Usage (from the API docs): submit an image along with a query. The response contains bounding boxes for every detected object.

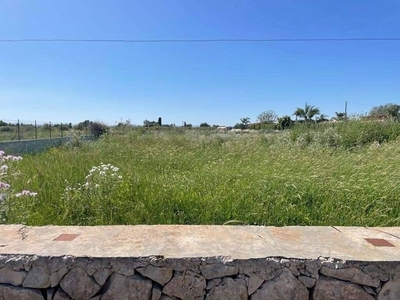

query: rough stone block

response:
[0,267,27,286]
[378,278,400,300]
[247,273,264,296]
[92,268,111,286]
[320,266,380,287]
[206,278,221,290]
[101,273,152,300]
[298,275,316,288]
[0,283,44,300]
[53,288,71,300]
[314,276,374,300]
[151,284,162,300]
[23,265,50,288]
[205,277,247,300]
[163,270,206,300]
[137,265,173,286]
[235,259,281,281]
[200,264,238,280]
[251,268,309,300]
[50,267,69,287]
[60,267,101,300]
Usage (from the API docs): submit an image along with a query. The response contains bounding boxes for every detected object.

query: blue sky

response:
[0,0,399,126]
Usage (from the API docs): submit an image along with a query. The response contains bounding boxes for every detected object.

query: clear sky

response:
[0,0,399,126]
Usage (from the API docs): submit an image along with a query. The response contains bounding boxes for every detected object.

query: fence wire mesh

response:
[0,119,93,142]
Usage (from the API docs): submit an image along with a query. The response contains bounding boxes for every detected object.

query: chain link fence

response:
[0,119,93,142]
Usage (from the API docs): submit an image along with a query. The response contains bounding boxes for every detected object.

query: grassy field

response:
[2,119,400,226]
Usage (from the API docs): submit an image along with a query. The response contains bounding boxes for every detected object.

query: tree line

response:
[233,102,400,130]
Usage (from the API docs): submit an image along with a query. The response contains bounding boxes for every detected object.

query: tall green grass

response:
[3,120,400,226]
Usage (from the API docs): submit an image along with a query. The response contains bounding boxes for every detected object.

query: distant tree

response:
[369,103,400,118]
[318,114,329,122]
[257,110,277,124]
[293,103,320,122]
[90,121,108,137]
[200,122,210,127]
[332,112,347,121]
[293,108,303,121]
[75,120,91,130]
[276,116,293,130]
[143,119,159,127]
[234,123,246,129]
[0,120,7,126]
[240,117,251,126]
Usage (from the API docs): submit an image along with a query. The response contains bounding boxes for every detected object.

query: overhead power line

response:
[0,37,400,43]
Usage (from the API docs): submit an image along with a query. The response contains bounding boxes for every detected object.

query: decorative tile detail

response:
[53,234,80,242]
[365,238,395,247]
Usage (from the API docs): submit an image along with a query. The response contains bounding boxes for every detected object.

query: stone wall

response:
[0,255,399,299]
[0,136,94,155]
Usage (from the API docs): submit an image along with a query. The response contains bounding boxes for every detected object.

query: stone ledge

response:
[1,225,400,260]
[0,225,400,299]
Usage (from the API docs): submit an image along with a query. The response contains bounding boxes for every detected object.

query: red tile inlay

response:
[53,234,80,242]
[365,238,395,247]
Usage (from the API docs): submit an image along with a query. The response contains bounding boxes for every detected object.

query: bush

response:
[234,123,245,129]
[90,122,108,137]
[0,126,13,133]
[276,116,293,130]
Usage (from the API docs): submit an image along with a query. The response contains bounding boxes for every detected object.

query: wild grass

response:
[2,119,400,226]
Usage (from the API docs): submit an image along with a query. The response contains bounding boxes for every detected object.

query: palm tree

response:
[293,107,304,121]
[318,114,329,122]
[293,103,320,122]
[334,112,346,121]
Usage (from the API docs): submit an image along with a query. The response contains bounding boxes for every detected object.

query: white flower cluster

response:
[15,190,38,197]
[86,163,122,180]
[0,150,37,204]
[63,163,122,196]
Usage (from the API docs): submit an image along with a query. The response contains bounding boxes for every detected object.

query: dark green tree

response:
[234,123,246,129]
[277,116,293,130]
[240,117,251,126]
[293,103,320,122]
[370,103,400,118]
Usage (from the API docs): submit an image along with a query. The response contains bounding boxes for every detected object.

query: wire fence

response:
[0,119,94,142]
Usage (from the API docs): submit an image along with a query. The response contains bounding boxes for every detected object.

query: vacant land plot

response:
[2,121,400,226]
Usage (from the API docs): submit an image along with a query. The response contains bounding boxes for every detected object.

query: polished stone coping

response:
[1,225,399,261]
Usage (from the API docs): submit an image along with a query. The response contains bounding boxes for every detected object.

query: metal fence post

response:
[17,119,21,141]
[61,122,63,137]
[35,120,37,139]
[49,122,52,138]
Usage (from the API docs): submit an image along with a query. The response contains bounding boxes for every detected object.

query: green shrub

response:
[276,116,293,130]
[90,121,108,137]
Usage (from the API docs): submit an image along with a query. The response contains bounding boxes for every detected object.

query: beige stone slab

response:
[0,225,25,249]
[158,225,287,259]
[1,225,400,261]
[332,227,400,261]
